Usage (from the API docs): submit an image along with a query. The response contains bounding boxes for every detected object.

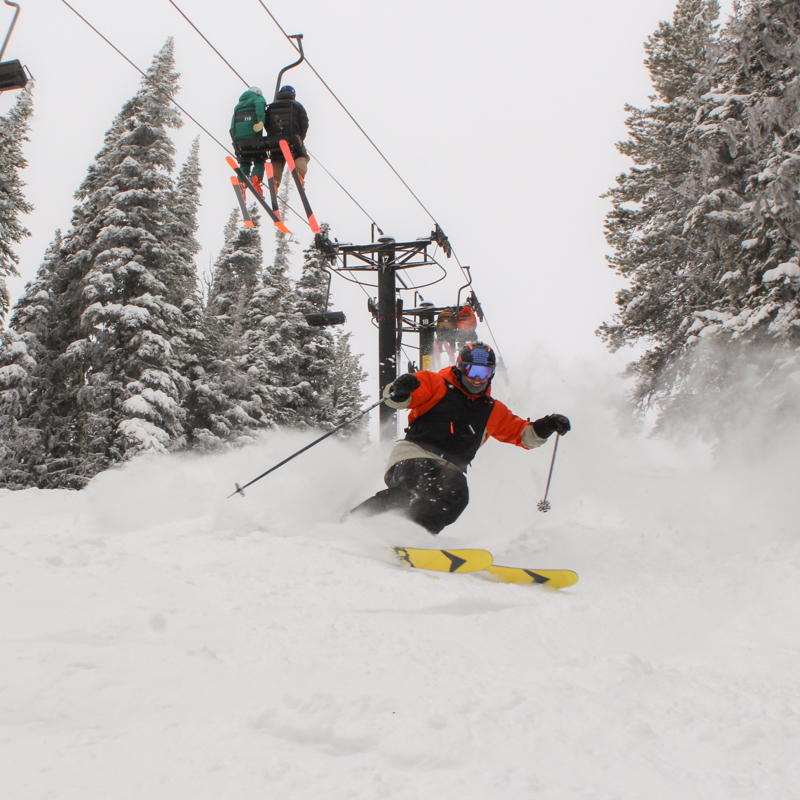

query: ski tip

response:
[276,222,291,234]
[244,220,255,228]
[225,156,238,169]
[308,214,321,234]
[230,176,240,186]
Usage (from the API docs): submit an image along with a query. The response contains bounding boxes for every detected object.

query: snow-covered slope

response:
[2,360,798,799]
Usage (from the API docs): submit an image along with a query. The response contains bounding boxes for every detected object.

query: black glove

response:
[389,373,421,402]
[532,413,571,439]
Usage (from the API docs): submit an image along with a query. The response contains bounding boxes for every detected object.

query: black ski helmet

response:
[456,341,496,382]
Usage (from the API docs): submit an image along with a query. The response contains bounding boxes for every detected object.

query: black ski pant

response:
[350,458,469,535]
[233,136,268,180]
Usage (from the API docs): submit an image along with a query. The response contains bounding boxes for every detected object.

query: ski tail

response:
[278,139,321,234]
[264,161,281,218]
[485,566,578,588]
[226,156,291,234]
[393,547,493,574]
[230,176,255,228]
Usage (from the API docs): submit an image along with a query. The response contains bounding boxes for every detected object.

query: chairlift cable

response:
[56,0,372,236]
[304,148,383,232]
[58,0,504,360]
[164,0,475,298]
[163,0,384,232]
[164,0,247,84]
[57,0,234,156]
[253,3,506,365]
[254,0,441,227]
[255,6,496,322]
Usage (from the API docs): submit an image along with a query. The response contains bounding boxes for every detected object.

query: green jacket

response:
[230,90,267,141]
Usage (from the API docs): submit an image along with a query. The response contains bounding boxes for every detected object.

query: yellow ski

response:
[485,565,578,588]
[393,547,493,574]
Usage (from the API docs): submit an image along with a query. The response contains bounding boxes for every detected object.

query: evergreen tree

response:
[187,207,270,447]
[682,0,800,345]
[0,85,33,322]
[9,231,63,346]
[600,1,728,409]
[1,234,66,486]
[0,327,42,487]
[327,329,369,437]
[207,209,264,335]
[169,137,203,304]
[602,0,800,440]
[291,224,348,428]
[170,137,209,427]
[2,40,201,487]
[237,179,311,428]
[63,39,191,465]
[666,0,800,439]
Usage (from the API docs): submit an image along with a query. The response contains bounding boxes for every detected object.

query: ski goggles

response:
[461,363,494,381]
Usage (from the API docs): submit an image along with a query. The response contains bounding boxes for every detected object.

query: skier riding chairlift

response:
[265,85,310,188]
[230,86,269,196]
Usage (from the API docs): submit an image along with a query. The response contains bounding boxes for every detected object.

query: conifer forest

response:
[0,41,366,488]
[3,0,800,488]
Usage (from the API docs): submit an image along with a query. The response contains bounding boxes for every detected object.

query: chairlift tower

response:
[335,234,445,442]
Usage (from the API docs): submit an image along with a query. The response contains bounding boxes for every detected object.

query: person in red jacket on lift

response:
[350,342,571,534]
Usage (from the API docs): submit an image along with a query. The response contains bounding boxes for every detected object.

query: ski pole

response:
[537,434,561,513]
[228,396,388,498]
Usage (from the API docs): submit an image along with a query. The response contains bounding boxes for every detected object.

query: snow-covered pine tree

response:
[169,137,203,306]
[603,1,800,442]
[240,179,310,427]
[0,234,66,486]
[0,84,33,322]
[3,40,199,487]
[681,1,800,345]
[0,327,41,487]
[657,0,800,439]
[600,1,725,412]
[169,137,211,430]
[9,231,62,346]
[187,206,270,447]
[62,39,194,470]
[327,329,369,437]
[207,209,265,335]
[291,224,339,427]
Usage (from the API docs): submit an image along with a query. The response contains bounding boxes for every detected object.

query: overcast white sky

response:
[2,0,735,376]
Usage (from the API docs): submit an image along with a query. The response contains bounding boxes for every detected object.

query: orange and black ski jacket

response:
[394,367,535,470]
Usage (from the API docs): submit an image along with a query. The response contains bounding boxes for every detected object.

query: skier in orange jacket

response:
[350,342,571,534]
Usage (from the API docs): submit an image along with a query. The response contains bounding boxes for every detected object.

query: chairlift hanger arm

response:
[274,34,304,100]
[1,0,21,62]
[456,265,473,308]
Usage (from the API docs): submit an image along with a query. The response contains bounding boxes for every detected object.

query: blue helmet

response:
[279,85,296,97]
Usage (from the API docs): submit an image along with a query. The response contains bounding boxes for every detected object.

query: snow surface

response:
[1,358,799,799]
